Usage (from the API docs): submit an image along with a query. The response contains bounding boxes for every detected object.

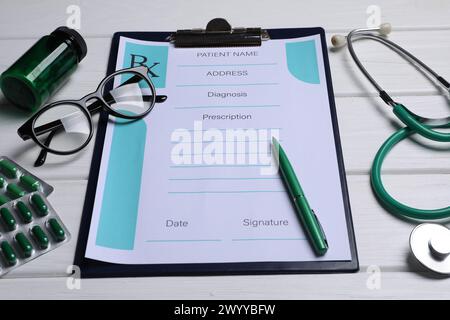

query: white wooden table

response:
[0,0,449,299]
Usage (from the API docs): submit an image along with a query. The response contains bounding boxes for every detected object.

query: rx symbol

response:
[130,54,160,78]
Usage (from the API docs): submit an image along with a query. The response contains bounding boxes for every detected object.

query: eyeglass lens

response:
[102,72,155,118]
[33,103,91,153]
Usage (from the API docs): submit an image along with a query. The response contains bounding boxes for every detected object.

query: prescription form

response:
[84,35,353,264]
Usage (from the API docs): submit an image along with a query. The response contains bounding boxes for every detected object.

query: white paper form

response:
[85,35,352,264]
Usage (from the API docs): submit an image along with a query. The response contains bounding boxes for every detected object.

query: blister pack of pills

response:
[0,192,71,276]
[0,157,53,204]
[0,157,70,276]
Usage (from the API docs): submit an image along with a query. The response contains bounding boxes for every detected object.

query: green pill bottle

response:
[0,27,87,111]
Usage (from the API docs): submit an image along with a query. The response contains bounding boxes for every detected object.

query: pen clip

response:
[312,209,328,248]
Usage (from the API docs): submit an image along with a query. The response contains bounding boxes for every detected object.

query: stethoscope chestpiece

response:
[410,223,450,275]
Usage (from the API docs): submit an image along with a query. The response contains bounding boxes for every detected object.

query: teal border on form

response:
[96,41,168,250]
[95,120,147,250]
[285,40,320,84]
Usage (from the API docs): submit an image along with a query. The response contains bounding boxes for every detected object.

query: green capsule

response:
[0,207,16,231]
[31,225,49,249]
[16,201,32,223]
[0,159,18,178]
[15,233,33,257]
[20,175,40,192]
[48,218,65,242]
[0,176,5,188]
[7,183,25,199]
[1,241,17,265]
[31,194,48,216]
[0,194,9,206]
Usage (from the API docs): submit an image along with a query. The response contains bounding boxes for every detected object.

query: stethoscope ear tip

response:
[379,23,392,36]
[331,22,392,48]
[331,34,347,48]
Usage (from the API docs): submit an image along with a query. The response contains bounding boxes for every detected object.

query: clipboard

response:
[74,19,359,278]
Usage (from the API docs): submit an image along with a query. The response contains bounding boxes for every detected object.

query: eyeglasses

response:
[18,66,167,166]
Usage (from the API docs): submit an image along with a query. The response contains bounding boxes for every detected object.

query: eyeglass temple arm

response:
[27,94,166,140]
[34,129,58,167]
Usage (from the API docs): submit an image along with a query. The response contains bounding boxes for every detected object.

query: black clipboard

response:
[74,19,359,278]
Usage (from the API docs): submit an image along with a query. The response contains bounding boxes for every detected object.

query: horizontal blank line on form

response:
[172,127,282,131]
[177,63,278,67]
[170,164,272,168]
[168,177,280,181]
[170,140,278,144]
[176,83,279,87]
[145,239,222,243]
[168,190,284,194]
[174,105,280,109]
[231,238,307,241]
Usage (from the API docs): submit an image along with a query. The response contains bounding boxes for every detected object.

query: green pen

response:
[272,137,328,256]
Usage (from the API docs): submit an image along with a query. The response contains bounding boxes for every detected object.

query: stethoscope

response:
[331,23,450,274]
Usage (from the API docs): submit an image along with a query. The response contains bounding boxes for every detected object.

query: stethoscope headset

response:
[331,23,450,274]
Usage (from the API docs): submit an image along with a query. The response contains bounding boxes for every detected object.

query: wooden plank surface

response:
[0,271,448,300]
[0,0,449,299]
[1,0,450,39]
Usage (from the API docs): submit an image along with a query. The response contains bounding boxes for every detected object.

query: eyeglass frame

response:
[18,66,165,157]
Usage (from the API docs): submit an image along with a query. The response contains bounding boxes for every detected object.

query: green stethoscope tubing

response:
[371,120,450,220]
[346,27,450,220]
[393,103,450,143]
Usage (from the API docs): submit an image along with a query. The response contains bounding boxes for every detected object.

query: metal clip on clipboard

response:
[168,18,270,47]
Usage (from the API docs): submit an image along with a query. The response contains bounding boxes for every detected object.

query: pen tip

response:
[272,136,278,145]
